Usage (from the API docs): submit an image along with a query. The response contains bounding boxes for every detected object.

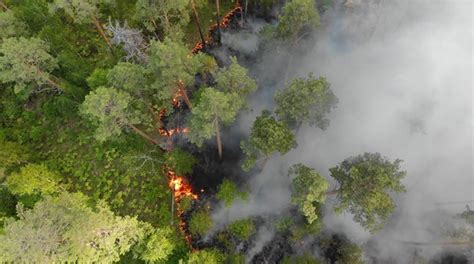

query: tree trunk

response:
[177,81,193,110]
[216,0,221,43]
[170,190,175,225]
[91,15,113,50]
[190,0,206,45]
[0,1,9,11]
[215,118,222,159]
[127,123,162,148]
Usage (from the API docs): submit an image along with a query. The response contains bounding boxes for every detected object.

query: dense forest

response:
[0,0,472,263]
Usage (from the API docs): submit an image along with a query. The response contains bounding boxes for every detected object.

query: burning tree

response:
[148,38,216,111]
[241,110,297,171]
[80,86,157,145]
[50,0,113,49]
[0,37,61,96]
[187,87,243,159]
[275,74,338,130]
[329,152,407,232]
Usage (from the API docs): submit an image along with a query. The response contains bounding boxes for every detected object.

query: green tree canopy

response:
[0,37,59,95]
[134,0,190,38]
[227,218,256,240]
[6,164,61,196]
[0,192,145,263]
[0,10,28,40]
[187,87,243,158]
[329,152,407,232]
[107,62,150,96]
[282,253,321,264]
[215,56,257,98]
[216,179,248,207]
[80,86,155,143]
[187,249,226,264]
[148,38,215,110]
[289,163,329,224]
[275,74,338,130]
[0,139,29,169]
[277,0,320,40]
[132,225,176,262]
[189,208,213,236]
[241,110,296,171]
[164,147,197,175]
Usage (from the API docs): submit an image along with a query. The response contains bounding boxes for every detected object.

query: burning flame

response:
[192,1,243,53]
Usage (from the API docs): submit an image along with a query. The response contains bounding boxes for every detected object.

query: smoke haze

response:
[212,0,473,262]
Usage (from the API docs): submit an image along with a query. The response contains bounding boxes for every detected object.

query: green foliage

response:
[329,152,407,232]
[80,86,141,142]
[0,10,28,40]
[216,179,248,207]
[187,87,243,147]
[0,139,29,169]
[187,249,226,264]
[0,192,145,263]
[189,208,213,236]
[277,0,320,40]
[50,0,107,23]
[133,225,176,262]
[290,220,322,241]
[6,164,61,196]
[87,68,109,89]
[215,57,257,98]
[134,0,190,39]
[107,62,150,95]
[282,253,321,264]
[0,37,58,95]
[319,234,364,264]
[148,38,214,110]
[228,218,256,240]
[241,110,296,171]
[0,186,17,229]
[275,74,337,129]
[289,164,329,224]
[164,148,197,175]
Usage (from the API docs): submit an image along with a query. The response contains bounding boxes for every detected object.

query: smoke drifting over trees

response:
[211,0,472,262]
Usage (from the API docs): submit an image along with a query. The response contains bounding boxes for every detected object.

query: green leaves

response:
[0,10,28,40]
[187,249,226,264]
[216,179,248,207]
[275,74,338,129]
[289,164,329,224]
[0,192,145,263]
[133,225,176,262]
[80,86,139,142]
[189,208,213,236]
[0,37,58,95]
[50,0,103,24]
[187,87,243,147]
[329,153,407,232]
[6,164,61,196]
[227,218,255,240]
[277,0,320,40]
[215,56,257,98]
[241,110,296,171]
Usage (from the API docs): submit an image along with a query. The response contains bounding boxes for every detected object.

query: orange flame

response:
[192,1,243,53]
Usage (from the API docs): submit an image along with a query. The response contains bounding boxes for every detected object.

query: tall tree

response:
[80,86,158,145]
[134,0,189,39]
[241,110,296,171]
[0,37,60,96]
[6,164,61,196]
[132,225,176,263]
[187,249,226,264]
[50,0,113,49]
[0,139,29,169]
[148,38,215,111]
[0,10,28,40]
[289,163,329,224]
[215,56,257,99]
[0,192,145,262]
[329,152,407,232]
[275,74,338,130]
[277,0,320,41]
[187,87,243,158]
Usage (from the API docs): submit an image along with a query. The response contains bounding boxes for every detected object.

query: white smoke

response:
[211,0,473,262]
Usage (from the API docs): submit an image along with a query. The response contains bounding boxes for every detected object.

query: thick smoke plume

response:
[211,0,472,262]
